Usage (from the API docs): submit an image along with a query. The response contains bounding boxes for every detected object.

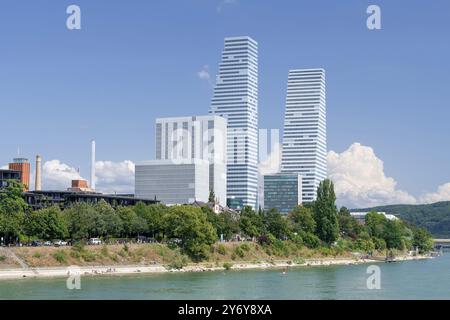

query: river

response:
[1,254,449,299]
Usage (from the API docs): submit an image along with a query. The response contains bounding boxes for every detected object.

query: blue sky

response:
[1,0,449,206]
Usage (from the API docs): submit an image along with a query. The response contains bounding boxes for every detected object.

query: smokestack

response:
[91,140,96,190]
[35,155,42,191]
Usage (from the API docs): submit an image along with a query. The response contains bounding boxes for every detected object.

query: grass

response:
[6,241,359,268]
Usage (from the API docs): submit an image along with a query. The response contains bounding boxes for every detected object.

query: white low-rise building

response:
[350,211,399,224]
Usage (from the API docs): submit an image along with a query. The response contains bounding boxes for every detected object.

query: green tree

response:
[134,202,166,240]
[0,180,29,244]
[383,220,405,250]
[62,203,98,240]
[239,206,264,238]
[94,200,122,238]
[163,205,217,260]
[338,207,362,239]
[365,211,388,238]
[264,208,290,239]
[412,228,434,253]
[117,206,146,238]
[288,205,316,234]
[24,206,68,240]
[313,179,339,245]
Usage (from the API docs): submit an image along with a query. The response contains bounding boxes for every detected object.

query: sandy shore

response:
[0,255,431,280]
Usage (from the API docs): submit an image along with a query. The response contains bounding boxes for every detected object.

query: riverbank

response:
[0,242,431,280]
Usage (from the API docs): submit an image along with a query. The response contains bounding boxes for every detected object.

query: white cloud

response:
[42,160,84,190]
[420,183,450,204]
[1,165,7,169]
[95,160,135,194]
[328,143,417,208]
[41,160,135,194]
[197,65,213,87]
[217,0,237,12]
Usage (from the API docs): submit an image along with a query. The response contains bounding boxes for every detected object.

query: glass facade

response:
[263,174,302,214]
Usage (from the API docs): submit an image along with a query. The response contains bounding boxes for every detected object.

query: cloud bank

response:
[40,160,134,194]
[26,143,449,208]
[328,143,417,208]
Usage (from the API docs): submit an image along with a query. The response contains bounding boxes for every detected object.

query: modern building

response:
[8,158,31,191]
[0,169,21,188]
[135,159,210,205]
[24,190,158,210]
[350,212,399,224]
[281,69,327,203]
[154,115,227,205]
[209,36,259,210]
[263,173,302,214]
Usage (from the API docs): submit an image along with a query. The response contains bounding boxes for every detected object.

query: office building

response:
[135,159,209,205]
[263,173,302,214]
[8,158,31,191]
[281,69,327,203]
[209,36,259,209]
[155,115,227,205]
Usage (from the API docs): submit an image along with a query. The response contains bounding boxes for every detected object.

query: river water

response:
[1,254,449,300]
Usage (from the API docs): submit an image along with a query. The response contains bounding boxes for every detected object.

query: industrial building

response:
[263,173,302,214]
[135,159,210,205]
[8,158,31,191]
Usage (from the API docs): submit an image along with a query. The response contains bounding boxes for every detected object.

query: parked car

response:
[53,240,68,247]
[88,238,102,245]
[31,240,42,247]
[44,241,52,246]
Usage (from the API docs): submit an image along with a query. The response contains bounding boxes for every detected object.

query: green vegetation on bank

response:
[353,202,450,238]
[0,180,434,263]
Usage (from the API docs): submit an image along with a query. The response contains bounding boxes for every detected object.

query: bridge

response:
[434,239,450,251]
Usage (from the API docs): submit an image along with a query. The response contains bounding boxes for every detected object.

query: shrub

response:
[217,244,227,255]
[33,252,42,259]
[293,257,305,265]
[0,255,6,262]
[81,251,97,262]
[53,251,67,263]
[223,262,233,270]
[101,245,109,257]
[167,255,188,270]
[231,253,237,260]
[234,246,245,258]
[240,243,251,252]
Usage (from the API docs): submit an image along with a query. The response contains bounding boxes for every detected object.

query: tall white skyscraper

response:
[154,115,227,205]
[281,69,327,203]
[209,36,258,209]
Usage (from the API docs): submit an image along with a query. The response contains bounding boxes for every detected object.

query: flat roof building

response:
[8,158,30,191]
[135,159,210,205]
[263,173,302,214]
[155,115,227,206]
[0,169,22,188]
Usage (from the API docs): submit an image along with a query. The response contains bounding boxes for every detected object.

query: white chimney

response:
[35,155,42,191]
[91,140,96,190]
